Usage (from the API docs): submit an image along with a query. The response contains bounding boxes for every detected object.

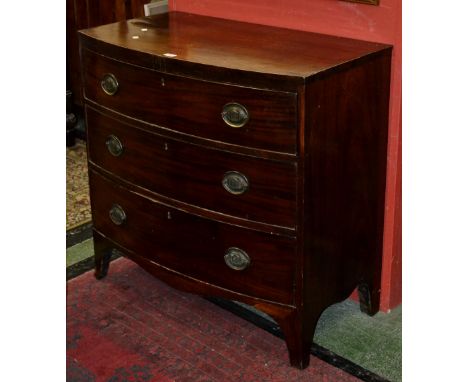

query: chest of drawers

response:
[79,12,391,369]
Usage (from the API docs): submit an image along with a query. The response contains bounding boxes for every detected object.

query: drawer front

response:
[87,108,297,229]
[90,170,296,304]
[82,49,297,154]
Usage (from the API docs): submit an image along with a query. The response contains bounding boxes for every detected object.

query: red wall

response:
[169,0,402,311]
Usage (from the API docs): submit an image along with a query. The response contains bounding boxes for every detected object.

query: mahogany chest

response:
[79,12,391,369]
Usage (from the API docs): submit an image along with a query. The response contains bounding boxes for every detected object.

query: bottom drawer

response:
[90,170,297,304]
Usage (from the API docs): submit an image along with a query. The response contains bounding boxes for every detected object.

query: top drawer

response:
[82,49,297,154]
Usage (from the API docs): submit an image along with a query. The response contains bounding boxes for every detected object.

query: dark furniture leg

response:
[255,303,320,370]
[93,231,112,280]
[278,311,311,369]
[358,282,380,316]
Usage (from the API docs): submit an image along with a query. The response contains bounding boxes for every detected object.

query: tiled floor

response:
[66,139,401,381]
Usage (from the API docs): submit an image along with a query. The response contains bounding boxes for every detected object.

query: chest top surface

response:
[79,11,391,83]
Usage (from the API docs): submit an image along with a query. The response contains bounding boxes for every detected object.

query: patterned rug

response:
[67,140,91,230]
[67,258,364,382]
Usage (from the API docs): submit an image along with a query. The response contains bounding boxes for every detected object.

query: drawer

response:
[90,170,296,304]
[87,107,297,229]
[82,49,297,154]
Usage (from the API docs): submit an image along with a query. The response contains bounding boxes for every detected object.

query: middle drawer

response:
[87,107,297,229]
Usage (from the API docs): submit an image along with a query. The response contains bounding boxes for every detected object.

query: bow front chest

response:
[79,12,391,369]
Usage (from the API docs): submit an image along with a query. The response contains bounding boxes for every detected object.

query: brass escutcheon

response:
[101,73,119,96]
[105,135,124,157]
[222,171,249,195]
[224,247,251,271]
[109,204,126,226]
[221,102,249,128]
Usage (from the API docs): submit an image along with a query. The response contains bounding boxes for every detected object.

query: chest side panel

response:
[302,51,392,312]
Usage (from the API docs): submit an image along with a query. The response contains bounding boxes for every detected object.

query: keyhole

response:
[161,78,165,86]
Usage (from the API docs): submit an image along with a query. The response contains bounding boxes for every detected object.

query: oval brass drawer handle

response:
[224,247,250,271]
[222,171,249,195]
[221,102,249,128]
[105,135,124,157]
[101,73,119,96]
[109,204,126,226]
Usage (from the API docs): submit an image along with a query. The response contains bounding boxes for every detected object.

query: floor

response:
[66,139,402,381]
[66,140,91,230]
